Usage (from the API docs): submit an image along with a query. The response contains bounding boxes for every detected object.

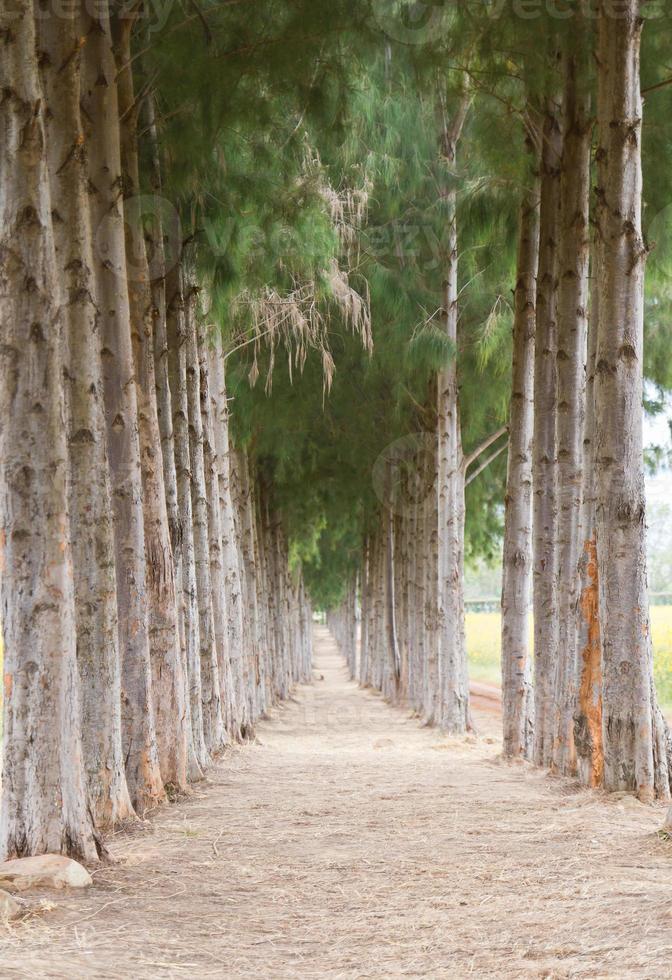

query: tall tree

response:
[82,2,165,812]
[39,0,133,827]
[532,80,562,768]
[593,0,670,801]
[0,0,100,861]
[501,168,539,759]
[551,46,591,776]
[113,12,188,792]
[574,274,604,787]
[436,88,471,734]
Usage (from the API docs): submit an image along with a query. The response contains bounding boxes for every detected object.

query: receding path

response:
[2,627,671,979]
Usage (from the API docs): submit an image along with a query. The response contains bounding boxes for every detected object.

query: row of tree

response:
[4,0,672,862]
[329,0,672,803]
[0,0,325,861]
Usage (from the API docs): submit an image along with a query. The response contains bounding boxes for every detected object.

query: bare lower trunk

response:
[166,269,208,773]
[359,538,371,686]
[395,506,409,700]
[209,338,248,734]
[406,481,420,711]
[39,4,133,827]
[113,16,187,792]
[200,322,237,737]
[0,0,100,861]
[185,291,225,753]
[328,581,358,680]
[254,473,273,713]
[436,94,470,733]
[232,448,263,723]
[82,3,164,813]
[574,274,604,787]
[384,467,401,700]
[424,432,440,725]
[501,181,539,759]
[145,94,193,786]
[532,88,562,768]
[552,53,591,776]
[594,0,670,802]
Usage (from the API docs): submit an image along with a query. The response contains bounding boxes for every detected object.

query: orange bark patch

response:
[578,537,604,787]
[4,672,12,700]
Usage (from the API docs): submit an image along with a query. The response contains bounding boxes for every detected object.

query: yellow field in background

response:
[466,606,672,713]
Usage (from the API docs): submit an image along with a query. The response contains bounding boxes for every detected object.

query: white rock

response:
[0,889,21,920]
[0,855,93,892]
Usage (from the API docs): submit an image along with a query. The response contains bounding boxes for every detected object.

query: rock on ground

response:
[0,889,21,921]
[0,855,92,892]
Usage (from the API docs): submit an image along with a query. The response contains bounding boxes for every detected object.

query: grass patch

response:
[466,606,672,717]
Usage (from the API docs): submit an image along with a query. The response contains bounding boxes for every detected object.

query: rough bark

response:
[552,53,591,776]
[209,337,249,734]
[532,86,563,768]
[436,93,470,733]
[501,183,539,759]
[359,537,371,686]
[594,0,670,801]
[145,92,196,783]
[185,290,225,753]
[81,3,164,812]
[329,581,358,680]
[384,466,401,700]
[38,4,134,827]
[231,448,261,722]
[574,274,604,787]
[0,0,100,861]
[423,431,440,725]
[166,268,208,773]
[405,477,420,711]
[199,321,237,737]
[113,15,187,792]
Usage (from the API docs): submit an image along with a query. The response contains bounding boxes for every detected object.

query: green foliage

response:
[139,0,672,610]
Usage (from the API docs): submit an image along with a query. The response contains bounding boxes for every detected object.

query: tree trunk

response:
[199,321,237,737]
[209,337,249,734]
[0,0,101,861]
[501,181,539,759]
[424,431,440,724]
[232,448,263,722]
[532,87,562,769]
[38,4,134,828]
[372,531,386,694]
[113,15,187,792]
[552,52,591,776]
[406,476,420,711]
[359,537,370,686]
[384,466,401,700]
[145,92,195,784]
[594,0,670,801]
[81,3,164,813]
[436,93,470,733]
[166,268,209,773]
[185,290,225,753]
[574,273,604,787]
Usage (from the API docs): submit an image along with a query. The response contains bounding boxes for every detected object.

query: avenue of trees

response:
[324,2,672,803]
[2,0,672,863]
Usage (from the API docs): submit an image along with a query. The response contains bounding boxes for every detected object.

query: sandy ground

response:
[1,626,672,979]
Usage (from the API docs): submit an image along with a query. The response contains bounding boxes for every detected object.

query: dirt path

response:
[2,627,671,979]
